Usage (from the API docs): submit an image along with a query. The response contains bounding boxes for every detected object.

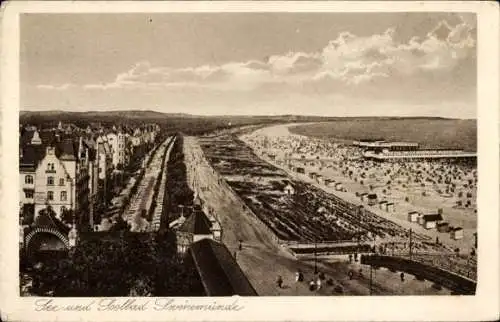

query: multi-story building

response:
[106,129,127,169]
[34,142,77,222]
[96,135,114,207]
[19,127,92,229]
[19,130,45,224]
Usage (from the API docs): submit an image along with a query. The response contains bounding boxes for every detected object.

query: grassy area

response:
[161,134,194,226]
[289,118,477,152]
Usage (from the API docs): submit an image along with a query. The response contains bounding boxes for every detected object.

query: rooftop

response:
[189,239,258,296]
[178,210,212,235]
[422,214,444,222]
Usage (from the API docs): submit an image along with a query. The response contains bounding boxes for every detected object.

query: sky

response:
[20,13,477,118]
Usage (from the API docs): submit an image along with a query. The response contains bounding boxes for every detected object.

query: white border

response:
[1,2,499,321]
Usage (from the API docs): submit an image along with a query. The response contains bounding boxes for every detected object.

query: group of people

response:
[275,270,326,292]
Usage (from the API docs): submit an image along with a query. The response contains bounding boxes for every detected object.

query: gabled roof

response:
[34,208,70,235]
[189,239,258,296]
[179,210,212,235]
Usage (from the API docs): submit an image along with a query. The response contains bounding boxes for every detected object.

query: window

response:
[47,176,54,186]
[25,175,33,184]
[60,191,67,201]
[47,163,55,171]
[24,190,34,199]
[47,191,54,201]
[59,178,65,186]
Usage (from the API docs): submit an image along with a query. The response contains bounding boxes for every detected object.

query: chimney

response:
[437,208,443,215]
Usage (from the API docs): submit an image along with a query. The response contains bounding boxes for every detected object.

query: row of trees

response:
[23,230,204,296]
[163,134,194,224]
[148,140,171,221]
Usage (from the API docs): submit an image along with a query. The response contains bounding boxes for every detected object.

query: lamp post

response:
[67,175,75,226]
[369,263,373,295]
[409,228,413,260]
[314,238,318,275]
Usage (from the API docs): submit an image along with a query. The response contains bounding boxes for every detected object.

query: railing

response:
[361,254,476,294]
[393,252,477,281]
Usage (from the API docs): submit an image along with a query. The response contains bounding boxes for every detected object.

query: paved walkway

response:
[124,137,173,232]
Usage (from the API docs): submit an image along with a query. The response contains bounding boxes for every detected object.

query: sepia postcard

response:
[1,1,499,321]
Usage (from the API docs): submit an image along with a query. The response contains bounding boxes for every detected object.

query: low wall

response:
[361,254,476,295]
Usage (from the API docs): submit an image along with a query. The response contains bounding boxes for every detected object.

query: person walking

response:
[400,272,405,282]
[309,279,316,292]
[316,277,322,291]
[297,270,304,282]
[277,275,283,289]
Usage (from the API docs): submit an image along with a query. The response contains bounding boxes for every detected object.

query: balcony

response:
[45,170,57,174]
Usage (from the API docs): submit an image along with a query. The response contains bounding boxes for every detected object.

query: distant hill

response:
[20,110,462,122]
[19,110,469,137]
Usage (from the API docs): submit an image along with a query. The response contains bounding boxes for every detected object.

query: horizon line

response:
[19,109,476,120]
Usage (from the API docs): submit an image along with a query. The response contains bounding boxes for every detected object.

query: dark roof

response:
[20,130,35,146]
[20,145,46,169]
[179,210,212,235]
[39,130,58,146]
[359,138,386,142]
[34,208,70,235]
[367,194,377,199]
[59,139,77,161]
[423,214,443,222]
[189,239,258,296]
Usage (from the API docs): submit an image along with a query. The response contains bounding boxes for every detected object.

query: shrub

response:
[334,285,343,294]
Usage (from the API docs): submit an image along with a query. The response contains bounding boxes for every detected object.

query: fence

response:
[361,254,476,294]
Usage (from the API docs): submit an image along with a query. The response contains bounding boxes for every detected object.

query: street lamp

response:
[314,238,318,274]
[409,228,413,260]
[369,263,373,295]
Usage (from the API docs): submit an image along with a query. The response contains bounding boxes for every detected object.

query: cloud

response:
[36,83,74,91]
[40,17,475,101]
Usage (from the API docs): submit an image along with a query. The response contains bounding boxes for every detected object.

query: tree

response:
[27,230,203,297]
[61,209,74,226]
